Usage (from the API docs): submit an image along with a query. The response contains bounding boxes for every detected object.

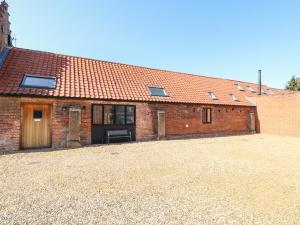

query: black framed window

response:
[93,105,135,125]
[126,106,135,124]
[203,108,212,124]
[115,106,125,125]
[93,105,103,125]
[104,105,114,125]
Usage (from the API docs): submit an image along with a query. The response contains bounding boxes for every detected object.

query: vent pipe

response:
[258,70,262,95]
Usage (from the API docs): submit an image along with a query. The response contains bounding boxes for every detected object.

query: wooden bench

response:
[106,130,132,144]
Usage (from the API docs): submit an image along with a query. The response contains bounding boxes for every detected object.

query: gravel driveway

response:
[1,134,300,225]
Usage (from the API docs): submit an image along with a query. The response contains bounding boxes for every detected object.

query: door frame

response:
[248,111,256,132]
[157,110,166,140]
[20,103,53,149]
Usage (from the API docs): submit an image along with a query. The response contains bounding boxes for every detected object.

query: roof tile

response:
[0,48,283,106]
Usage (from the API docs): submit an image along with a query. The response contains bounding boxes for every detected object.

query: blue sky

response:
[8,0,300,88]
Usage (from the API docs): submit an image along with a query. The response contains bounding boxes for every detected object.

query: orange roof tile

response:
[0,48,282,106]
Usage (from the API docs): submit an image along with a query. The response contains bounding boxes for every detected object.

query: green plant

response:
[285,76,300,91]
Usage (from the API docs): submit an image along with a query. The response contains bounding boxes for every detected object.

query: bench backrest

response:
[107,130,128,136]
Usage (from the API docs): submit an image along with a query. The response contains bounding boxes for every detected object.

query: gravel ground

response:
[1,134,300,225]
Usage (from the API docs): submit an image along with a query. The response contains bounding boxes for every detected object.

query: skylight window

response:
[247,86,256,93]
[228,93,238,101]
[234,83,245,91]
[208,91,218,100]
[245,96,256,106]
[267,89,274,94]
[149,87,168,97]
[21,74,56,89]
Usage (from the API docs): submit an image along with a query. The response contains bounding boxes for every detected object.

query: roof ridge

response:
[12,47,269,88]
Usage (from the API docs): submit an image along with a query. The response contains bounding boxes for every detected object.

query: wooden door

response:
[157,111,165,140]
[21,104,52,149]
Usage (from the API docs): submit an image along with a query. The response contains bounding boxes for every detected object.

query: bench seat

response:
[106,130,132,144]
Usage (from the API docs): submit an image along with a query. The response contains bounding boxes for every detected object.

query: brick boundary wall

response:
[255,93,300,137]
[0,96,257,152]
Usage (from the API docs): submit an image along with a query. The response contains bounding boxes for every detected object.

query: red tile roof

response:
[0,47,282,106]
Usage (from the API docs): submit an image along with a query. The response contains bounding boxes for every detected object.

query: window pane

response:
[229,93,238,101]
[104,105,114,125]
[235,83,245,91]
[22,75,56,89]
[115,106,125,125]
[203,108,212,123]
[126,106,135,124]
[149,87,167,96]
[208,92,218,100]
[93,105,102,124]
[247,86,255,92]
[33,110,42,119]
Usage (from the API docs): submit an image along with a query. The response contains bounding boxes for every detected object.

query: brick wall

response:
[0,96,20,151]
[136,103,256,140]
[256,93,300,137]
[0,97,139,151]
[135,102,156,141]
[51,100,91,149]
[0,97,93,151]
[0,96,256,151]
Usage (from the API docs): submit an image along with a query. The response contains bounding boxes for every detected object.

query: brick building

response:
[0,47,281,152]
[0,1,291,152]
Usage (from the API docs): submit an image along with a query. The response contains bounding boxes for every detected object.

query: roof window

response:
[228,93,238,101]
[245,96,256,106]
[20,74,56,89]
[208,91,218,100]
[149,87,168,97]
[247,86,256,93]
[234,83,245,91]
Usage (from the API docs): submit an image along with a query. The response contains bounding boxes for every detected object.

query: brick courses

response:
[256,93,300,137]
[0,96,256,151]
[0,96,20,151]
